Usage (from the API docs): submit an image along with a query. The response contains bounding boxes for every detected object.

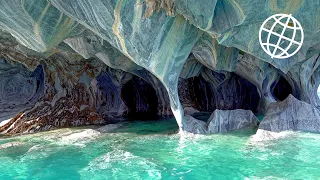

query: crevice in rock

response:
[271,76,292,101]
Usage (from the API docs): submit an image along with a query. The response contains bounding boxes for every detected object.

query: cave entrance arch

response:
[179,72,261,114]
[121,76,158,120]
[272,76,292,101]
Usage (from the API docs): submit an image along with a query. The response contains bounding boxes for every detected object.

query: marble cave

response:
[0,0,319,137]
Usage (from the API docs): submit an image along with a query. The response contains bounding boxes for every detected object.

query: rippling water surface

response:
[0,118,319,180]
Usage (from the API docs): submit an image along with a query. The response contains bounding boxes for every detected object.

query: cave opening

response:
[121,76,158,120]
[187,75,216,112]
[272,76,292,101]
[180,72,261,114]
[221,73,261,113]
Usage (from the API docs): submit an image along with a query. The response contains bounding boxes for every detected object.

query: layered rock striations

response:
[0,0,319,134]
[259,95,320,133]
[253,95,320,141]
[184,109,259,134]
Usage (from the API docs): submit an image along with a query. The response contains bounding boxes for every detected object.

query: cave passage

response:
[185,73,261,113]
[121,76,158,120]
[187,75,217,112]
[272,76,292,101]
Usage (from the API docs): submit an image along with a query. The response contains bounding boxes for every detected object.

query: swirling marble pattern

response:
[0,0,84,52]
[0,0,319,134]
[0,59,44,122]
[258,95,320,133]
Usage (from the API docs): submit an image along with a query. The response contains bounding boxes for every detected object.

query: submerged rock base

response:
[252,95,320,141]
[259,95,320,133]
[184,109,259,134]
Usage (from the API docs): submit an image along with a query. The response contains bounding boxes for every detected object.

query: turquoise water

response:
[0,119,320,180]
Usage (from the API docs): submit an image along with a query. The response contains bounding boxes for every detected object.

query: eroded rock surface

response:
[184,109,258,134]
[259,95,320,133]
[207,109,258,133]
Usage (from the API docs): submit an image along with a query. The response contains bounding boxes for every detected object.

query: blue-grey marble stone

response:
[259,94,320,133]
[184,109,258,134]
[207,109,258,133]
[0,59,44,122]
[0,0,319,134]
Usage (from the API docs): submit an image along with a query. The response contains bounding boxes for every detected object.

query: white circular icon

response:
[259,14,304,59]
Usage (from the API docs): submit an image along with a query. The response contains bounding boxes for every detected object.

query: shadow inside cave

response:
[179,71,261,115]
[271,76,292,101]
[121,76,159,120]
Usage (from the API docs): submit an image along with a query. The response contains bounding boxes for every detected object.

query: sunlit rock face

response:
[0,0,84,52]
[0,0,319,134]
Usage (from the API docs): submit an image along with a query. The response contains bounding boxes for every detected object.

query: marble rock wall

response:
[0,0,319,134]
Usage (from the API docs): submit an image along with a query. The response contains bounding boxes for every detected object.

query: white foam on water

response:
[20,145,53,162]
[0,141,24,149]
[96,123,123,133]
[80,149,162,180]
[58,129,101,147]
[21,128,102,146]
[27,144,43,153]
[249,129,294,142]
